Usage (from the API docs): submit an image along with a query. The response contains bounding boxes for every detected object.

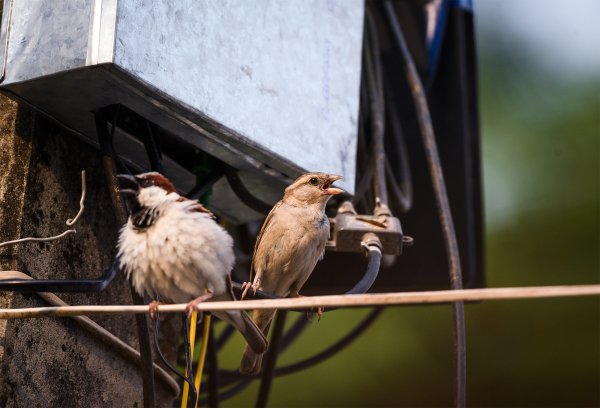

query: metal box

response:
[0,0,364,221]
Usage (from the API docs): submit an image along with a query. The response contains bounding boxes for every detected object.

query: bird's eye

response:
[139,179,152,188]
[309,177,319,186]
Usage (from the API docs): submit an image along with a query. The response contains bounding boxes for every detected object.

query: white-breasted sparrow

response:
[117,172,267,355]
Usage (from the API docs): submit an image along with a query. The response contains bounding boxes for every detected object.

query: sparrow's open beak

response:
[116,174,139,197]
[322,175,344,195]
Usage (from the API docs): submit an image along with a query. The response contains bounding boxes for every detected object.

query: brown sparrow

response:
[116,172,267,355]
[240,172,343,375]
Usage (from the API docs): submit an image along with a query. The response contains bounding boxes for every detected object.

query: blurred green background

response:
[218,1,600,406]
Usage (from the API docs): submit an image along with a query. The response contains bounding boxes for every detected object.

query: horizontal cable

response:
[0,284,598,318]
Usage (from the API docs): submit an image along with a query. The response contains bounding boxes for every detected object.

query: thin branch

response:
[0,170,86,249]
[0,284,598,319]
[0,229,76,249]
[66,170,86,226]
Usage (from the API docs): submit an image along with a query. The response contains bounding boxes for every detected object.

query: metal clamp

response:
[328,201,408,255]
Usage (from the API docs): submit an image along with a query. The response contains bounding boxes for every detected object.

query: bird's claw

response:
[307,306,324,322]
[240,282,258,300]
[185,292,214,317]
[148,300,162,320]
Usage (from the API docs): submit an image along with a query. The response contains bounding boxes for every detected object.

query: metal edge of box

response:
[0,62,303,188]
[87,0,117,66]
[0,0,14,83]
[102,63,317,183]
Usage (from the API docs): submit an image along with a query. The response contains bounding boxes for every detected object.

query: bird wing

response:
[249,200,284,283]
[177,196,215,219]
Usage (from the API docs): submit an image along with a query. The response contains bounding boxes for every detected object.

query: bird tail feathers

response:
[240,309,276,376]
[214,310,268,355]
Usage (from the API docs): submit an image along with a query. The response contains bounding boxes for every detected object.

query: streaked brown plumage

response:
[240,172,343,375]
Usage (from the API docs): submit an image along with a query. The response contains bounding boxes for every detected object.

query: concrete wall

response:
[0,97,176,406]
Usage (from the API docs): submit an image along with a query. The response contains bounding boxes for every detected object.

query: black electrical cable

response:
[198,379,254,406]
[385,157,411,213]
[364,10,388,208]
[142,120,164,174]
[353,156,375,208]
[346,246,383,295]
[98,105,131,175]
[216,324,236,350]
[275,307,383,376]
[0,257,120,292]
[213,315,309,388]
[206,318,220,408]
[182,314,198,408]
[186,164,228,200]
[230,243,383,311]
[280,313,310,350]
[256,310,288,408]
[383,3,467,407]
[154,314,196,401]
[385,92,413,213]
[222,244,383,389]
[198,306,383,405]
[225,169,272,215]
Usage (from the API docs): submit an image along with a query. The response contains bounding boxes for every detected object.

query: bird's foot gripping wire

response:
[292,293,324,322]
[306,306,324,322]
[185,291,214,317]
[240,281,259,300]
[148,300,163,320]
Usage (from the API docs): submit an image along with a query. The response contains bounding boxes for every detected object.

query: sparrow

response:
[116,172,267,355]
[240,172,343,375]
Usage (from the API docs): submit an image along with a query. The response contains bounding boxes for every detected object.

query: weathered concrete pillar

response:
[0,98,176,406]
[0,97,34,362]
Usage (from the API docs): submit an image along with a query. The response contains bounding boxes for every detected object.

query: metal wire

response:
[383,2,467,406]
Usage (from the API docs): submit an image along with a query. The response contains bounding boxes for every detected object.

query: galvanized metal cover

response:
[0,0,363,207]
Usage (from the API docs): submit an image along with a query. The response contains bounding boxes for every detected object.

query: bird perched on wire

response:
[116,172,268,355]
[240,172,343,375]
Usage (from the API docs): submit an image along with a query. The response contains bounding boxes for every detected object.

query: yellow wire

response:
[193,314,212,408]
[180,310,198,408]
